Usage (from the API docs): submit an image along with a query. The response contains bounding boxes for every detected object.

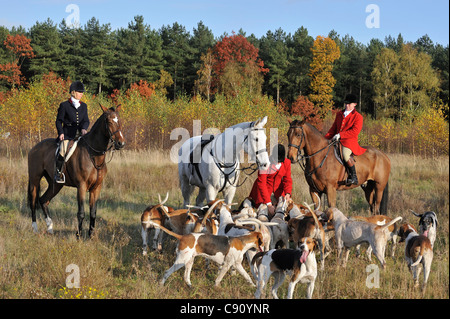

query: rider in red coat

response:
[325,93,366,185]
[249,144,293,217]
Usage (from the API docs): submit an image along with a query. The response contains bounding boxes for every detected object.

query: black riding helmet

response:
[69,81,85,93]
[270,144,286,163]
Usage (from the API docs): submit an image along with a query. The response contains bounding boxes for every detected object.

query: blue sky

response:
[1,0,449,45]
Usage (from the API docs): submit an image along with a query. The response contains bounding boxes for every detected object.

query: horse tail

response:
[380,182,389,214]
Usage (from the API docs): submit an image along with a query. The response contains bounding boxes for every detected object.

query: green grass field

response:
[0,150,448,299]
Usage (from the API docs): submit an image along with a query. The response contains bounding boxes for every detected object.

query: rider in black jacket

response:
[54,81,89,183]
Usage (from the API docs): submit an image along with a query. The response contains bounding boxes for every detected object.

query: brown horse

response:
[28,104,125,238]
[286,118,390,215]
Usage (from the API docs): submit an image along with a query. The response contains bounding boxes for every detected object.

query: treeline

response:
[0,15,448,119]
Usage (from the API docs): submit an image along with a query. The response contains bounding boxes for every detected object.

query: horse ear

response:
[115,104,122,112]
[287,117,293,125]
[100,104,108,112]
[260,116,268,126]
[255,116,267,128]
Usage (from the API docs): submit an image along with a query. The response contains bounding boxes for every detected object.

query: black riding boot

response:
[346,163,358,186]
[55,154,65,183]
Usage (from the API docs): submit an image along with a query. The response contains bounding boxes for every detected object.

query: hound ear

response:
[313,239,319,251]
[100,104,108,112]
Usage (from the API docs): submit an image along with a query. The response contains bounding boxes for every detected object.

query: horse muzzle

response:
[114,140,125,150]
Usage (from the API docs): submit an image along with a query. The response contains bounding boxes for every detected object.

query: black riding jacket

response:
[55,99,89,140]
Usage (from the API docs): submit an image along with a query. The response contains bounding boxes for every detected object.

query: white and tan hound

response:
[326,207,402,269]
[252,237,318,299]
[398,223,434,291]
[151,221,264,287]
[350,214,400,259]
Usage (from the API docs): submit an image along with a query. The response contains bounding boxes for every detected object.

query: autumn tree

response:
[212,33,268,97]
[195,48,214,100]
[290,95,323,130]
[308,36,340,117]
[372,48,399,118]
[397,43,440,121]
[0,34,35,87]
[372,44,440,121]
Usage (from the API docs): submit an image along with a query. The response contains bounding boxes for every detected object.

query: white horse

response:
[178,116,270,207]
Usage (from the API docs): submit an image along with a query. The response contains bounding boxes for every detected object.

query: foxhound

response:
[326,207,402,268]
[398,223,433,291]
[140,193,173,254]
[252,237,318,299]
[268,196,290,249]
[411,210,438,247]
[287,203,328,270]
[150,222,264,287]
[350,214,400,259]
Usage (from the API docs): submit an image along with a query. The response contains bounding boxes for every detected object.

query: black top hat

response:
[343,93,358,104]
[69,81,85,93]
[270,144,286,163]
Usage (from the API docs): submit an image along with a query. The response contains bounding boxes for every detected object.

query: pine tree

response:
[27,19,63,80]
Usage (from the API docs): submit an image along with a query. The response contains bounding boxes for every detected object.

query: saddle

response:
[189,134,215,184]
[333,142,356,166]
[55,138,80,163]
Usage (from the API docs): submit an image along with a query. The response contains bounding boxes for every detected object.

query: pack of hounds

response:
[141,193,438,299]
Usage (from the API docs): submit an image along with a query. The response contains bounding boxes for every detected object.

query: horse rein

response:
[288,124,338,171]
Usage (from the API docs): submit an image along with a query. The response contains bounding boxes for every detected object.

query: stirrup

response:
[345,176,358,186]
[55,172,65,184]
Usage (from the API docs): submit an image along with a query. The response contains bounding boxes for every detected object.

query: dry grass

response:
[0,149,448,299]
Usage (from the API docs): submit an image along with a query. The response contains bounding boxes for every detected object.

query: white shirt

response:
[71,97,81,109]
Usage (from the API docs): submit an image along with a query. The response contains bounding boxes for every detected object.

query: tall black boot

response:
[55,154,65,183]
[346,163,358,186]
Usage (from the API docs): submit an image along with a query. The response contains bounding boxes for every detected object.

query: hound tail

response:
[303,202,321,230]
[147,221,183,241]
[201,200,224,227]
[250,251,267,277]
[380,216,402,230]
[411,245,425,267]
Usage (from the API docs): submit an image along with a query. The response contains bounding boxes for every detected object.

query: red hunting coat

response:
[325,109,367,156]
[249,159,293,207]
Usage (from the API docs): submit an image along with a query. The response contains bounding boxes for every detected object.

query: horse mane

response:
[85,112,107,137]
[291,119,327,144]
[229,121,253,130]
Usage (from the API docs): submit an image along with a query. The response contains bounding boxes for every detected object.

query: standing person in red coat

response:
[324,93,366,186]
[249,144,293,218]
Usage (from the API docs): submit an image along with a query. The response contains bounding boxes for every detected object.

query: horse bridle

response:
[249,126,268,168]
[287,125,305,163]
[105,113,124,149]
[288,123,338,167]
[209,123,268,192]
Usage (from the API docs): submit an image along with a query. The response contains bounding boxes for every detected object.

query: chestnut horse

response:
[286,119,390,214]
[28,104,125,238]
